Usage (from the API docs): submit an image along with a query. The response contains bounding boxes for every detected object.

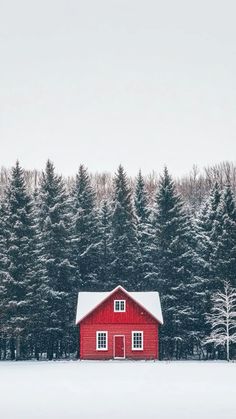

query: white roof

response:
[75,285,163,324]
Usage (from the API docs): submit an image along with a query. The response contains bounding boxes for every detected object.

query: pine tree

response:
[72,165,100,291]
[2,162,36,359]
[36,160,74,359]
[152,167,196,359]
[26,186,45,360]
[134,171,154,290]
[134,171,150,222]
[110,166,139,290]
[195,182,221,277]
[98,200,113,290]
[213,182,236,289]
[193,182,222,350]
[0,199,10,359]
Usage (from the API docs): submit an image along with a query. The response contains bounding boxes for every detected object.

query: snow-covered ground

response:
[0,361,235,419]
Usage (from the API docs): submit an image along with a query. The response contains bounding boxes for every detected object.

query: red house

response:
[76,285,163,360]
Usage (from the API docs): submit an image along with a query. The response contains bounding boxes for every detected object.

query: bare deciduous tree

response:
[205,281,236,361]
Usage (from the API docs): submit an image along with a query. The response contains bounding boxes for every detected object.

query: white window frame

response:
[114,300,126,312]
[132,331,143,351]
[96,331,108,351]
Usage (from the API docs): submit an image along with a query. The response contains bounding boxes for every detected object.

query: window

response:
[96,331,108,350]
[114,300,126,312]
[132,331,143,350]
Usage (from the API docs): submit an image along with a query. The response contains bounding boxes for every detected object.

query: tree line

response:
[1,161,236,209]
[0,161,236,360]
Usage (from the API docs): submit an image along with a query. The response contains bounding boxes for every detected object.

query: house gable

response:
[81,288,158,325]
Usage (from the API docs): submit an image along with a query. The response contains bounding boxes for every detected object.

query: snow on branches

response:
[205,281,236,361]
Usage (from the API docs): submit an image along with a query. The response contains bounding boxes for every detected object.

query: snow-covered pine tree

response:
[134,171,150,222]
[36,160,75,359]
[110,165,139,290]
[195,182,221,277]
[25,185,46,360]
[134,170,154,290]
[193,182,222,350]
[2,162,36,359]
[152,167,196,359]
[204,281,236,361]
[213,182,236,289]
[0,199,10,359]
[97,199,113,290]
[72,165,100,290]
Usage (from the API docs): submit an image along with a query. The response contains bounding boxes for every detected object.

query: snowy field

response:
[0,361,236,419]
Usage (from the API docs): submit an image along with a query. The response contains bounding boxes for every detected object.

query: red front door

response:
[114,336,125,359]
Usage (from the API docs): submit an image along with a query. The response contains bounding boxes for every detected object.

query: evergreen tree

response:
[152,167,195,359]
[193,182,222,350]
[72,165,100,291]
[195,181,221,275]
[1,162,35,359]
[26,186,45,360]
[110,166,139,290]
[98,200,113,290]
[0,199,10,359]
[36,160,74,359]
[134,171,154,290]
[134,171,150,222]
[213,182,236,289]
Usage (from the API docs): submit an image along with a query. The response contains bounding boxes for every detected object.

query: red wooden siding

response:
[79,288,160,360]
[80,323,158,360]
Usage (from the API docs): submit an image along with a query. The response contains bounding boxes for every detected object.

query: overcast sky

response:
[1,0,236,177]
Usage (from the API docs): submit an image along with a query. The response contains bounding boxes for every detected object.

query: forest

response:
[0,160,236,361]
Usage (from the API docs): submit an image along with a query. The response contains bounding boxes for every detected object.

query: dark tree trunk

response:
[10,337,15,360]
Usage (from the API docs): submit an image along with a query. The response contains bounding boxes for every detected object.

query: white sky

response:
[1,0,236,176]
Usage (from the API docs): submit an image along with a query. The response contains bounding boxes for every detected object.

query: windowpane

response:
[114,300,126,312]
[115,301,120,311]
[132,332,143,350]
[97,332,107,350]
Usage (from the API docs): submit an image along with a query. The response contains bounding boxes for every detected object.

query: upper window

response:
[96,331,108,350]
[132,331,143,350]
[114,300,126,312]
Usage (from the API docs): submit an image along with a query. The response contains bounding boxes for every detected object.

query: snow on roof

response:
[75,285,163,325]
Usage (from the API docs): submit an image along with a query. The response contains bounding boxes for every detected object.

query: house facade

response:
[76,285,163,360]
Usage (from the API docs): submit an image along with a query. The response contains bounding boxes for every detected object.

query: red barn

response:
[76,285,163,360]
